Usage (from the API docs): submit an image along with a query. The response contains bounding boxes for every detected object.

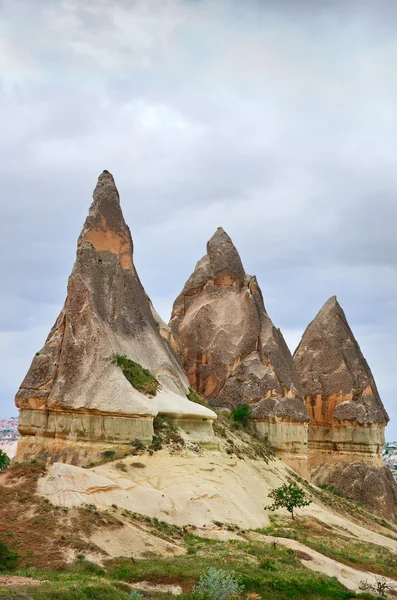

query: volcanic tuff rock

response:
[294,296,397,521]
[15,171,215,465]
[169,227,310,475]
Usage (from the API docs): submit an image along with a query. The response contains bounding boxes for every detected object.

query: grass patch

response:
[152,416,185,449]
[111,354,159,397]
[212,413,274,462]
[104,536,373,600]
[186,388,207,406]
[258,513,397,580]
[0,531,378,600]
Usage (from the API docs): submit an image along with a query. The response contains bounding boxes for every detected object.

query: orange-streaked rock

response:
[15,171,215,466]
[170,227,310,475]
[294,296,396,522]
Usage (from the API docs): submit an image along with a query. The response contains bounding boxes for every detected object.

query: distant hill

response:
[0,416,18,458]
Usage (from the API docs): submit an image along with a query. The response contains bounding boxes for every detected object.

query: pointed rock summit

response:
[170,228,310,475]
[15,171,215,465]
[294,296,397,521]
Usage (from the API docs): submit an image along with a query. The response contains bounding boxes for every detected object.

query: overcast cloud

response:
[1,0,397,437]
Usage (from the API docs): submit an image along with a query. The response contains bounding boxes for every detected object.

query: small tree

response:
[265,483,311,520]
[0,450,10,472]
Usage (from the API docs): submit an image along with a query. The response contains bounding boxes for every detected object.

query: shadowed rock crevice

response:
[15,171,215,465]
[169,227,310,475]
[294,295,396,522]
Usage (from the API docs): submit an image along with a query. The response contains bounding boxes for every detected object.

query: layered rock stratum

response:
[294,296,397,521]
[169,227,310,475]
[15,171,215,465]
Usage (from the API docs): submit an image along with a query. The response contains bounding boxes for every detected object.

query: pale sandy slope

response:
[38,449,397,594]
[39,449,397,548]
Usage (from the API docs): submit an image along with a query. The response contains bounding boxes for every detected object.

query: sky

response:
[1,0,397,438]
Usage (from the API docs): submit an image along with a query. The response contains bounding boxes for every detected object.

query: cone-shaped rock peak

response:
[294,295,388,426]
[15,172,215,465]
[294,296,396,522]
[170,228,310,475]
[77,170,134,269]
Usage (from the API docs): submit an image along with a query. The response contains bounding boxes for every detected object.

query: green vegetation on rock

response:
[186,387,206,406]
[230,403,251,427]
[111,354,159,396]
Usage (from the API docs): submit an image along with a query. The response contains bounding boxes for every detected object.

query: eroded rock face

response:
[294,296,396,521]
[15,171,215,465]
[170,228,310,475]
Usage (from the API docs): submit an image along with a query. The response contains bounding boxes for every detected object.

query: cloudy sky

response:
[1,0,397,437]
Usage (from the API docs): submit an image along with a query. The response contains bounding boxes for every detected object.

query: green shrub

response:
[102,450,116,460]
[111,353,159,396]
[193,567,244,600]
[0,541,18,571]
[130,438,145,451]
[230,403,251,427]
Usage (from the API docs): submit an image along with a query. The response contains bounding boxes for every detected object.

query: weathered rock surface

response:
[169,228,310,475]
[15,171,215,465]
[294,296,396,521]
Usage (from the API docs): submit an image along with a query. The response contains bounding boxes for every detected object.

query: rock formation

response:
[15,171,215,465]
[169,227,310,475]
[294,296,397,521]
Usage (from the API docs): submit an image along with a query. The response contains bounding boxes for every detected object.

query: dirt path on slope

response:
[0,576,46,586]
[201,528,397,595]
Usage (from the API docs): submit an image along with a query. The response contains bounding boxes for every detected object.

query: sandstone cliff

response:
[169,227,310,475]
[15,171,215,465]
[294,296,397,521]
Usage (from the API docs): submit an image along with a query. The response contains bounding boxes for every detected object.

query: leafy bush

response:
[130,438,145,451]
[265,483,311,520]
[193,567,244,600]
[101,450,116,460]
[0,450,11,471]
[0,541,18,571]
[111,353,159,396]
[230,403,251,427]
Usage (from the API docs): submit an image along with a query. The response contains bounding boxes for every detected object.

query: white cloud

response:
[1,0,397,437]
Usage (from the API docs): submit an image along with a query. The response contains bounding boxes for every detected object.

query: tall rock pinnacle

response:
[294,296,397,521]
[170,228,310,475]
[15,171,215,465]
